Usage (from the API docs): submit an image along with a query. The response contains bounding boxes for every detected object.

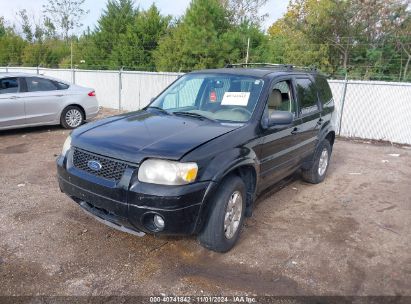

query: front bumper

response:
[57,153,214,236]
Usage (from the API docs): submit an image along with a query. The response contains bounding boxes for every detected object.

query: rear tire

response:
[198,175,246,253]
[301,139,332,184]
[61,106,84,129]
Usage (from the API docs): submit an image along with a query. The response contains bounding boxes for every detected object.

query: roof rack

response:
[224,63,317,72]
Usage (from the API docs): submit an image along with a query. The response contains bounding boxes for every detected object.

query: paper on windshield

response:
[221,92,250,106]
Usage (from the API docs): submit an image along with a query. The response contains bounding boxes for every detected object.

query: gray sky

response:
[0,0,289,33]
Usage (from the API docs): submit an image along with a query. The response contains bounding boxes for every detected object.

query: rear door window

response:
[295,78,319,116]
[26,77,59,92]
[0,78,19,94]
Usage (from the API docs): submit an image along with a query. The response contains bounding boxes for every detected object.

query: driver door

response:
[259,79,301,189]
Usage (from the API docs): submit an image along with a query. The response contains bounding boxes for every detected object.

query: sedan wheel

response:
[61,106,84,129]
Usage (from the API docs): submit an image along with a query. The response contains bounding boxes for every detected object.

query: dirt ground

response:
[0,108,410,297]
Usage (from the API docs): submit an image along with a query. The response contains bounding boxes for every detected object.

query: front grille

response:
[72,148,128,181]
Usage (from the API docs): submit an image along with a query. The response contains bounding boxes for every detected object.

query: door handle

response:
[55,94,64,97]
[291,127,299,135]
[10,96,18,99]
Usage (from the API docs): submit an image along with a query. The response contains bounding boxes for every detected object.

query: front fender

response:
[196,147,259,183]
[193,150,259,234]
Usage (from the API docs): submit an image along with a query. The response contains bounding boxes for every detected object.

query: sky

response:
[0,0,289,33]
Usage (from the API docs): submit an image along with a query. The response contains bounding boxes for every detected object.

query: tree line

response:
[0,0,410,81]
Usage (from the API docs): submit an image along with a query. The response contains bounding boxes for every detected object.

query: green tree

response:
[17,10,34,42]
[81,0,136,69]
[0,26,27,66]
[155,0,232,71]
[0,17,6,38]
[220,0,269,25]
[267,0,410,79]
[113,4,171,70]
[43,0,88,40]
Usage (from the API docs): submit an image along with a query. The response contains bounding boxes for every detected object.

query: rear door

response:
[292,76,322,160]
[259,78,301,189]
[22,77,64,124]
[0,77,26,128]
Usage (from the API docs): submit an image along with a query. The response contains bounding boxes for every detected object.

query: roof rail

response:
[224,63,318,72]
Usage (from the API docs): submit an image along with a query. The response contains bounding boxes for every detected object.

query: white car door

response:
[22,76,64,124]
[0,77,26,128]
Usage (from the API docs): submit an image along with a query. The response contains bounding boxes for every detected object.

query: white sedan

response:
[0,73,99,130]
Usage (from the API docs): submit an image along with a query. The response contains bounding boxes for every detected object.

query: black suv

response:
[57,64,335,252]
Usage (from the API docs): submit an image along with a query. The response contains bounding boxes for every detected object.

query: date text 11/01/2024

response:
[149,296,257,303]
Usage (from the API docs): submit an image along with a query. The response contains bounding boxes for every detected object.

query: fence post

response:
[118,67,123,111]
[72,68,76,84]
[6,64,9,73]
[338,75,349,136]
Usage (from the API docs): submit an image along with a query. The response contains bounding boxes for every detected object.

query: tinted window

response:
[295,78,319,115]
[26,77,58,92]
[315,76,333,105]
[0,78,19,94]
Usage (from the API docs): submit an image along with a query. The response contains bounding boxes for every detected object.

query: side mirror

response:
[268,111,294,127]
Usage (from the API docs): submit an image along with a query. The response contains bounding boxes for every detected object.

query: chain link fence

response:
[1,66,411,145]
[329,80,411,145]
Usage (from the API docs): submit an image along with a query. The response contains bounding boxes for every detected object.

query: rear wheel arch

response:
[325,131,335,147]
[63,104,86,120]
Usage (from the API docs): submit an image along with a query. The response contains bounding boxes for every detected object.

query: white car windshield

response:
[148,73,265,122]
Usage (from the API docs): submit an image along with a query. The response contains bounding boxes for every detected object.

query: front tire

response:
[301,139,332,184]
[61,106,84,129]
[198,175,246,253]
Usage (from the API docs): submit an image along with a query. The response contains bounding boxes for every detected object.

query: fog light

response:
[153,214,165,230]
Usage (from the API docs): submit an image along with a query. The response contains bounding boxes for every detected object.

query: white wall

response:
[120,71,181,110]
[2,67,411,144]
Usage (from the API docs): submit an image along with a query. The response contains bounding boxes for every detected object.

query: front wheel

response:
[198,175,246,253]
[61,106,84,129]
[301,139,332,184]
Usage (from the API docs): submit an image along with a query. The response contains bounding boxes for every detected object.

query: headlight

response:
[61,136,72,157]
[138,159,198,185]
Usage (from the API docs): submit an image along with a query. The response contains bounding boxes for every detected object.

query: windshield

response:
[148,73,264,122]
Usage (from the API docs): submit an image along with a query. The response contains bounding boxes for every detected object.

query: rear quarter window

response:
[54,81,70,90]
[315,76,333,105]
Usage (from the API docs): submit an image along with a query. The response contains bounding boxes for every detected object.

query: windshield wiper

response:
[147,106,170,115]
[173,111,217,122]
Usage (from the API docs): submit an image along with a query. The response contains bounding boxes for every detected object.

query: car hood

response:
[71,110,242,163]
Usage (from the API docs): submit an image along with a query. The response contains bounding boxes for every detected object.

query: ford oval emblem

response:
[87,160,102,171]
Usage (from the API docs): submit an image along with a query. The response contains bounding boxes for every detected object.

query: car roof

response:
[0,72,39,78]
[0,72,70,84]
[190,68,319,79]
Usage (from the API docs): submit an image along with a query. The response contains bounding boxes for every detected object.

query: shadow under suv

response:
[57,64,336,252]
